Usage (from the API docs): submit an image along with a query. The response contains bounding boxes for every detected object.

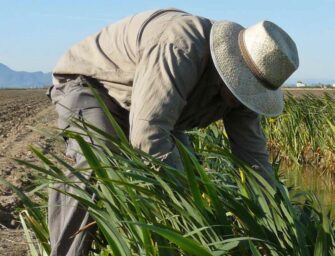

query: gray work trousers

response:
[47,76,129,256]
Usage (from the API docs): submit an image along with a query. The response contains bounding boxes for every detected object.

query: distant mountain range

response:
[0,63,52,88]
[0,62,333,89]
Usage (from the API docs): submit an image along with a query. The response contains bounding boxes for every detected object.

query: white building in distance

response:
[296,81,306,87]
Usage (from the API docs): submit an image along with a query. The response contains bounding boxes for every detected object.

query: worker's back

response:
[53,8,212,110]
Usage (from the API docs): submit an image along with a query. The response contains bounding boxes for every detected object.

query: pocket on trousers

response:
[55,87,101,130]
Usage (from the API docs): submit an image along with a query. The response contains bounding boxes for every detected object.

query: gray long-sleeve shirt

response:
[53,8,272,175]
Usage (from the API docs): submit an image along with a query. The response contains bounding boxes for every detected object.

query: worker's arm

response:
[130,41,208,169]
[223,106,274,184]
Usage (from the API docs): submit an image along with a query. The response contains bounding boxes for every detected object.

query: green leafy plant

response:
[2,89,334,255]
[262,93,335,171]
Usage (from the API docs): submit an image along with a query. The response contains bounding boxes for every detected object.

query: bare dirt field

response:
[284,87,335,97]
[0,88,334,255]
[0,89,61,255]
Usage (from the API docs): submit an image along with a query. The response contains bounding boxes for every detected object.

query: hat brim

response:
[210,21,284,117]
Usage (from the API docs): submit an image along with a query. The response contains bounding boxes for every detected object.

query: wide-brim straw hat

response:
[210,20,299,116]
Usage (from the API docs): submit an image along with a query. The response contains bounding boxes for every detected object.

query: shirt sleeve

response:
[223,106,274,182]
[129,41,207,169]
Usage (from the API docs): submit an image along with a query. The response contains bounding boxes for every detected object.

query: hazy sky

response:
[1,0,334,83]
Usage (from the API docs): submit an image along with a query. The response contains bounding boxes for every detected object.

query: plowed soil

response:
[0,89,60,255]
[284,87,335,97]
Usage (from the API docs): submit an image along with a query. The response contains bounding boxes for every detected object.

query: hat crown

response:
[243,21,299,88]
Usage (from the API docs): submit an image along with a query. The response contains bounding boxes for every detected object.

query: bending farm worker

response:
[47,8,299,255]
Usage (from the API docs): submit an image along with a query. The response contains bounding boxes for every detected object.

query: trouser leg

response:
[47,76,129,256]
